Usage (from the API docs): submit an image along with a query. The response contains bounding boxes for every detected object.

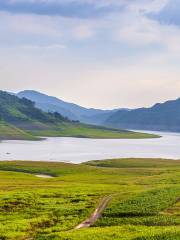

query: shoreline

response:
[0,157,179,165]
[1,131,180,162]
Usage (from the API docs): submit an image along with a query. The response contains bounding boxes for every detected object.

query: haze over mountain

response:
[105,98,180,132]
[1,91,149,140]
[17,90,180,133]
[17,90,122,125]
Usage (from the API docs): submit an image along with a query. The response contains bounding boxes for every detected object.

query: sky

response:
[0,0,180,109]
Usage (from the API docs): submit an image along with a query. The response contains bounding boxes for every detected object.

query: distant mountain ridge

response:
[17,90,122,125]
[17,90,180,133]
[105,98,180,132]
[1,90,151,140]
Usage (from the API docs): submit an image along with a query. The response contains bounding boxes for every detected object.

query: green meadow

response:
[29,122,160,139]
[0,122,36,141]
[0,120,159,140]
[0,158,179,240]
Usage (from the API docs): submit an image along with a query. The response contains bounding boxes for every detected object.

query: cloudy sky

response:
[0,0,180,109]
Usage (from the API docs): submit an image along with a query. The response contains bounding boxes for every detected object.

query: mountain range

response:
[17,90,180,133]
[17,90,122,125]
[105,98,180,132]
[1,91,152,140]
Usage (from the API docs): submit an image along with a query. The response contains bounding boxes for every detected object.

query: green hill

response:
[0,122,36,140]
[0,91,159,140]
[105,98,180,132]
[0,91,63,127]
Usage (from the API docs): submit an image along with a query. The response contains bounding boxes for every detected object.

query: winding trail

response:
[75,196,112,229]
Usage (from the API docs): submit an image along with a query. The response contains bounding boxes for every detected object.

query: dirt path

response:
[35,174,54,178]
[75,196,112,229]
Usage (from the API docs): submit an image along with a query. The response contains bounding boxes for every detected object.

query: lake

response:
[0,131,180,163]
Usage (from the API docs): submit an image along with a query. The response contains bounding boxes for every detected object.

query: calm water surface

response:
[0,131,180,163]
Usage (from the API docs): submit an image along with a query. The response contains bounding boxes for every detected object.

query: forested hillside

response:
[105,98,180,132]
[0,91,156,140]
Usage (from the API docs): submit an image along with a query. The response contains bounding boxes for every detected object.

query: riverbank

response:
[1,131,180,162]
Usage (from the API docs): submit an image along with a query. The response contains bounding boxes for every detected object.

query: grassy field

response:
[0,158,179,239]
[0,122,37,140]
[29,122,160,139]
[0,121,159,140]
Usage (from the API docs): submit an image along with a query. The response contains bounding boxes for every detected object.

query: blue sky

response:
[0,0,180,108]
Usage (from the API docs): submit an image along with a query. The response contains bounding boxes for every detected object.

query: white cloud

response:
[127,0,168,13]
[0,10,99,39]
[115,13,160,46]
[1,0,180,109]
[100,1,180,53]
[72,24,95,39]
[22,44,66,49]
[0,11,62,36]
[0,0,179,53]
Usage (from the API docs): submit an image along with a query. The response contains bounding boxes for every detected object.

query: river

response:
[0,131,180,163]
